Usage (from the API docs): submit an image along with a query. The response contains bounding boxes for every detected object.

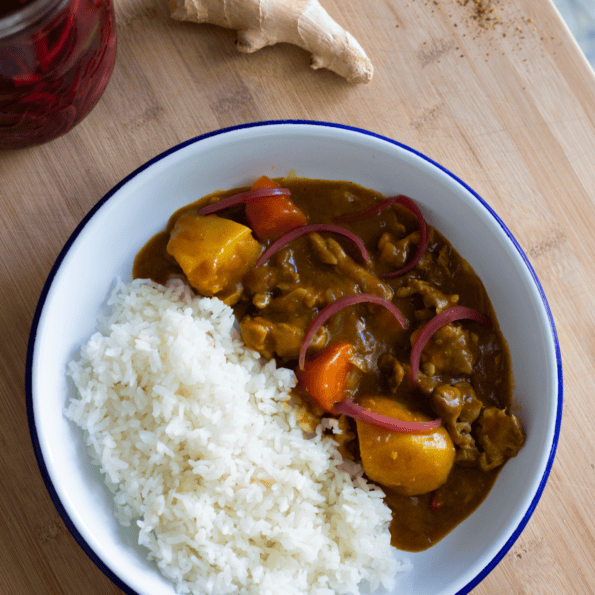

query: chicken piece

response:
[244,245,298,296]
[379,353,406,394]
[455,447,480,467]
[396,278,459,314]
[265,287,321,312]
[416,322,476,376]
[379,354,439,396]
[167,213,261,296]
[431,384,464,434]
[377,231,419,270]
[356,395,455,496]
[310,235,393,301]
[456,381,483,423]
[240,315,326,360]
[431,381,483,450]
[252,292,272,309]
[477,407,525,472]
[244,264,279,296]
[308,232,339,265]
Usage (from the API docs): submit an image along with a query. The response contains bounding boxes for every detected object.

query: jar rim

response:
[0,0,70,39]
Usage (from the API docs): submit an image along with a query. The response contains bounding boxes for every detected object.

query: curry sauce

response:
[133,177,524,552]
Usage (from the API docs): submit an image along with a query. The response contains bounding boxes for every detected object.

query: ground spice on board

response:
[458,0,500,30]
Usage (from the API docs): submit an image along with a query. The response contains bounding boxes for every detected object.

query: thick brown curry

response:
[133,177,525,552]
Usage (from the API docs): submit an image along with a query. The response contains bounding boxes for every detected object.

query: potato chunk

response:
[167,214,261,296]
[356,395,455,496]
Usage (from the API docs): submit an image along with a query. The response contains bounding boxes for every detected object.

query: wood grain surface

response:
[1,0,594,593]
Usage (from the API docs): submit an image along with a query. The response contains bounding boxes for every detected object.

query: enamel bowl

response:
[27,120,562,595]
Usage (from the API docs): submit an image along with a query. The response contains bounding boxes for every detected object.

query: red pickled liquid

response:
[0,0,117,149]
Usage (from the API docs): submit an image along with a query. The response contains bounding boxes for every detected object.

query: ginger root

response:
[169,0,373,83]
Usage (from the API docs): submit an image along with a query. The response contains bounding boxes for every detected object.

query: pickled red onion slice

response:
[197,187,291,216]
[334,398,442,433]
[299,294,407,370]
[256,223,369,268]
[335,195,429,277]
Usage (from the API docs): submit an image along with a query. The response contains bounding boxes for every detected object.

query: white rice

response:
[65,278,408,595]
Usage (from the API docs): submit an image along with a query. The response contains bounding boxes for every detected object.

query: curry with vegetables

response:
[133,176,525,552]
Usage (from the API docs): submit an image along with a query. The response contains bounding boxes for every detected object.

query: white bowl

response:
[26,120,562,595]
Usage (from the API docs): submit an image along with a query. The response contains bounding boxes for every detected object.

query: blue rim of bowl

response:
[25,119,563,595]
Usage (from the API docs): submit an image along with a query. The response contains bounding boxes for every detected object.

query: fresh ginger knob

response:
[170,0,373,83]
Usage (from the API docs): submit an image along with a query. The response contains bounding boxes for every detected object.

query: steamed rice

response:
[65,278,407,595]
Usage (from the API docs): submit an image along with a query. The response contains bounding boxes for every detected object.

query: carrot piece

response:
[251,175,278,191]
[245,176,307,240]
[297,342,354,413]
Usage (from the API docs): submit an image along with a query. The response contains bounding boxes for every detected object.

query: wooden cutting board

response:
[1,0,594,593]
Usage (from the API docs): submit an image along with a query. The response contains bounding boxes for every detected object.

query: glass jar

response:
[0,0,116,149]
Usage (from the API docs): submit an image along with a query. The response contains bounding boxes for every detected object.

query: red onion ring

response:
[256,224,370,268]
[334,195,405,223]
[197,187,291,216]
[410,305,493,386]
[382,196,429,277]
[335,195,430,277]
[334,398,442,433]
[299,294,407,370]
